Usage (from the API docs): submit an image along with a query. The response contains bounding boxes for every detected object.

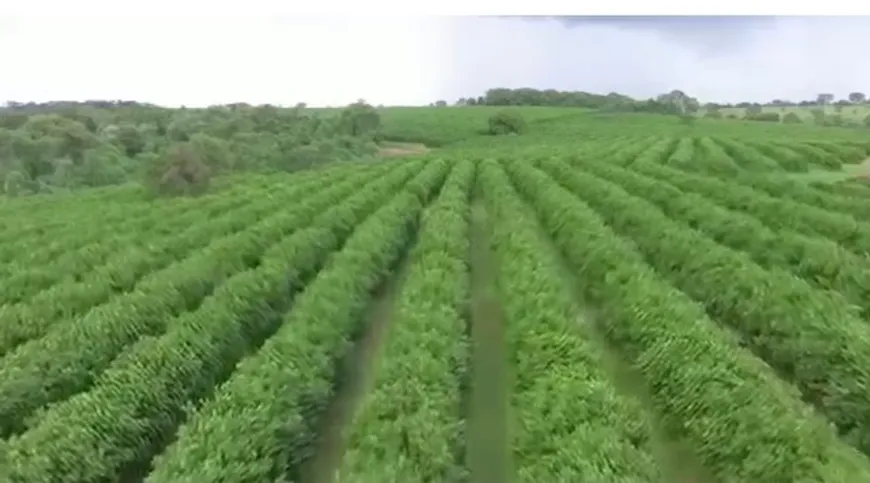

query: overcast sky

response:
[1,15,868,107]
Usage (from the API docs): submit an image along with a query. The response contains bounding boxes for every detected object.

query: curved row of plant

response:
[0,188,270,305]
[144,160,451,483]
[663,137,694,170]
[744,140,810,172]
[481,159,663,481]
[0,165,353,269]
[0,166,377,358]
[806,140,866,164]
[774,141,843,169]
[576,158,870,320]
[502,157,870,482]
[337,159,474,482]
[813,178,870,199]
[1,159,442,483]
[541,157,870,457]
[0,160,418,439]
[632,162,870,256]
[691,136,742,175]
[0,179,249,259]
[712,137,783,172]
[727,173,870,221]
[621,136,677,167]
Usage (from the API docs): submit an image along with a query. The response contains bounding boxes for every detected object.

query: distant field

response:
[706,103,870,121]
[9,105,870,482]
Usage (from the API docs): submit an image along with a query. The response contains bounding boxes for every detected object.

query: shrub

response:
[745,112,781,122]
[782,112,803,124]
[488,109,528,135]
[141,142,212,197]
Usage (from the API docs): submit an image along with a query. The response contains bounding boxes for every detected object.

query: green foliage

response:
[488,109,528,135]
[339,160,471,482]
[0,101,386,198]
[745,112,781,122]
[782,112,803,124]
[141,142,213,197]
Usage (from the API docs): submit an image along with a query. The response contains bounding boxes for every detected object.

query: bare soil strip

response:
[300,253,414,483]
[377,142,430,158]
[466,198,511,483]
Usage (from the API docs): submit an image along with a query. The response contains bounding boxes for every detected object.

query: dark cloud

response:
[543,16,780,55]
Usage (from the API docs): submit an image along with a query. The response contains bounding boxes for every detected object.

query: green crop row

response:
[1,160,436,483]
[502,157,870,482]
[807,141,866,164]
[0,166,368,358]
[692,136,741,175]
[744,140,810,172]
[338,159,474,482]
[145,159,450,483]
[576,158,870,322]
[663,137,693,170]
[775,141,843,169]
[0,161,414,439]
[623,136,676,166]
[813,178,870,199]
[712,137,782,172]
[727,173,870,221]
[0,182,287,305]
[481,159,663,482]
[633,162,870,256]
[541,156,870,457]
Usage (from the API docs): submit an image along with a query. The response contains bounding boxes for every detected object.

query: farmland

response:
[4,106,870,482]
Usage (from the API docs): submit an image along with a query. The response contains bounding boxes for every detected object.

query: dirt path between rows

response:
[466,198,511,483]
[300,254,413,483]
[377,142,430,158]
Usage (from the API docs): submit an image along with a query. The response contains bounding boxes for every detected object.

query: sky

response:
[1,15,869,107]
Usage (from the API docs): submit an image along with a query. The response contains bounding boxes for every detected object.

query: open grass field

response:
[5,106,870,482]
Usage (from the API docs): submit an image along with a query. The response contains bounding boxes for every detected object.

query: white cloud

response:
[0,16,446,107]
[2,15,869,107]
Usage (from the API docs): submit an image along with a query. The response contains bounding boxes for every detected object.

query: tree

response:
[435,100,447,107]
[816,93,835,105]
[655,90,700,115]
[142,142,212,197]
[337,101,381,138]
[849,92,866,103]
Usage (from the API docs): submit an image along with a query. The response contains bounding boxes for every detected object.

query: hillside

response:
[4,105,870,482]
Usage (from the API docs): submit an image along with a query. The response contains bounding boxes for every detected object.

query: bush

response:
[141,142,212,197]
[745,112,781,122]
[782,112,803,124]
[488,109,528,135]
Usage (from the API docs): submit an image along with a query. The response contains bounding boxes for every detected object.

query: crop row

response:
[1,159,441,482]
[145,159,451,483]
[633,161,870,256]
[502,157,870,482]
[542,156,870,457]
[577,158,870,320]
[0,165,362,270]
[0,160,420,441]
[0,164,393,359]
[337,159,474,482]
[480,159,663,481]
[0,181,301,305]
